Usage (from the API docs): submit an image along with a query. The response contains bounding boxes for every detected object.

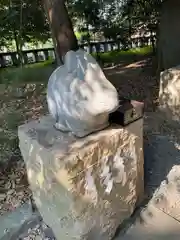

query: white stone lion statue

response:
[47,49,119,137]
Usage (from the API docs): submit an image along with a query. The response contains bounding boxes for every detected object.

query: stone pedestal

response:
[18,116,144,240]
[159,65,180,122]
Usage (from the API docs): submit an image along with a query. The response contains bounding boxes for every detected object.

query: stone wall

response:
[18,116,144,240]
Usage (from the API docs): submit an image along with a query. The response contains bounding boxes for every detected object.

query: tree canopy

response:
[0,0,163,50]
[0,0,50,51]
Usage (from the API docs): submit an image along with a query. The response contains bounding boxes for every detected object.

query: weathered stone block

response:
[18,116,144,240]
[159,66,180,122]
[149,165,180,222]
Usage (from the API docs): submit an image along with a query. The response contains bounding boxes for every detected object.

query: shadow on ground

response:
[105,56,159,112]
[144,113,180,197]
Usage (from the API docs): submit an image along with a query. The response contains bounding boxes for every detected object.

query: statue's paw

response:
[54,122,70,132]
[72,122,110,138]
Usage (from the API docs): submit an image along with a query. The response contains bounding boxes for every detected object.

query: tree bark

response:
[158,0,180,71]
[9,0,23,66]
[43,0,78,64]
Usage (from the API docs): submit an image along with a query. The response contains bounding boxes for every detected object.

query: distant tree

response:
[0,0,50,64]
[68,0,101,31]
[121,0,162,44]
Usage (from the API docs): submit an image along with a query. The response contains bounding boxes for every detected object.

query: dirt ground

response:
[0,56,159,216]
[105,56,158,111]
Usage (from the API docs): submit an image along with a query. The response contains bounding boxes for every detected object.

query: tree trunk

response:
[43,2,61,65]
[158,0,180,71]
[9,0,24,66]
[43,0,78,64]
[13,30,24,66]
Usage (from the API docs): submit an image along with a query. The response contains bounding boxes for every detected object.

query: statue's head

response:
[47,49,119,137]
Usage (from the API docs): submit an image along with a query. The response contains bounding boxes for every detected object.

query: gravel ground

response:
[14,221,56,240]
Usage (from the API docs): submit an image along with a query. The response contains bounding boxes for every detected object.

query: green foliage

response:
[103,26,129,42]
[68,0,101,29]
[0,0,161,50]
[0,0,159,57]
[75,31,91,42]
[94,46,152,64]
[121,0,163,33]
[69,0,162,43]
[69,0,130,42]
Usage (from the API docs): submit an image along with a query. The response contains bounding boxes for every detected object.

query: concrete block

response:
[18,116,144,240]
[159,65,180,122]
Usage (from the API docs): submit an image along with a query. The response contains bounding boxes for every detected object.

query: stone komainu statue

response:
[47,49,119,137]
